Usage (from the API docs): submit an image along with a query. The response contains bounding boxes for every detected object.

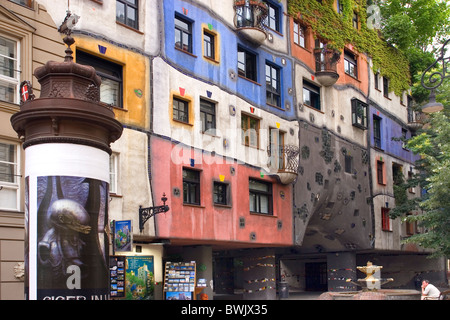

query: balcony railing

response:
[233,0,268,45]
[314,47,341,86]
[267,144,299,184]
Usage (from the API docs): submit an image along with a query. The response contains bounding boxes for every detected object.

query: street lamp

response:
[420,39,449,113]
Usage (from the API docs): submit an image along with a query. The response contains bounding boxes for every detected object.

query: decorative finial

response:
[57,10,80,62]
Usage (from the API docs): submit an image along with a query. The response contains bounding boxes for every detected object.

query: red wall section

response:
[150,136,293,247]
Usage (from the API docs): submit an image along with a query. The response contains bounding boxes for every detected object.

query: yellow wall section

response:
[73,36,150,130]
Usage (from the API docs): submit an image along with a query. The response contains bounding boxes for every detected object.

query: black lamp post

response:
[139,193,169,233]
[420,39,449,113]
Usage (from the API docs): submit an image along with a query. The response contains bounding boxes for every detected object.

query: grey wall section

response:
[293,121,373,252]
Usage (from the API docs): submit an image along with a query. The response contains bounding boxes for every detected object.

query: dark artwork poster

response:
[35,176,109,300]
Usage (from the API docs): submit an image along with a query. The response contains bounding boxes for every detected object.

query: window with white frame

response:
[0,35,19,104]
[109,153,118,194]
[0,141,20,210]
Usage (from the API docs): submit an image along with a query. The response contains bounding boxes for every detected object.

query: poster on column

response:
[32,176,110,300]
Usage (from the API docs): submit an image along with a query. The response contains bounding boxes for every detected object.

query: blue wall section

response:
[369,106,419,164]
[162,0,295,121]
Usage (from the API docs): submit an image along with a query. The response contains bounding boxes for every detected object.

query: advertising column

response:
[11,37,123,300]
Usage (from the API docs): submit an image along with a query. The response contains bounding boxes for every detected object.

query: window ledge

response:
[172,119,193,126]
[238,75,261,86]
[183,203,205,208]
[175,47,197,58]
[250,212,277,218]
[214,203,232,209]
[303,103,324,114]
[116,21,143,34]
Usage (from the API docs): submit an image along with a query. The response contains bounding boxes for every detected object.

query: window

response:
[76,50,123,108]
[109,153,118,194]
[116,0,138,29]
[203,30,215,60]
[269,128,285,170]
[408,171,416,194]
[293,21,306,48]
[303,80,321,111]
[351,98,368,129]
[173,97,189,123]
[344,50,357,78]
[265,62,281,107]
[402,128,408,149]
[383,76,389,98]
[377,160,385,185]
[249,178,272,215]
[344,155,353,174]
[0,142,19,210]
[337,0,344,14]
[407,96,414,123]
[200,99,216,134]
[381,207,391,231]
[241,114,260,148]
[0,36,19,104]
[374,72,379,90]
[175,14,192,53]
[9,0,32,7]
[352,12,359,29]
[213,181,229,205]
[264,1,280,32]
[238,46,257,82]
[405,213,416,235]
[183,168,200,205]
[373,115,382,149]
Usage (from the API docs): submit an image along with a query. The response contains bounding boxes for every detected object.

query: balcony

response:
[407,111,426,132]
[233,0,268,46]
[267,144,299,185]
[314,47,341,86]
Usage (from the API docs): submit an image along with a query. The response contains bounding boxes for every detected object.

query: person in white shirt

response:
[421,280,441,300]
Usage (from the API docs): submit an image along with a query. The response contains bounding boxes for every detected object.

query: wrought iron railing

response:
[314,47,341,73]
[233,0,268,30]
[267,144,299,174]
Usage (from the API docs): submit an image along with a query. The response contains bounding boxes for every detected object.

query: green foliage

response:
[390,107,450,257]
[288,0,411,95]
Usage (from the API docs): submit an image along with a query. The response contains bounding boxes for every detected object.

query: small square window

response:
[203,30,216,60]
[200,99,216,134]
[383,76,389,98]
[241,113,260,148]
[303,80,321,111]
[173,97,189,123]
[175,14,193,53]
[76,50,123,108]
[183,168,200,205]
[213,181,229,205]
[351,98,368,129]
[249,178,273,215]
[238,46,257,82]
[377,160,385,185]
[293,21,306,48]
[344,51,357,78]
[344,155,353,174]
[264,1,280,32]
[381,207,391,231]
[266,62,281,107]
[116,0,138,29]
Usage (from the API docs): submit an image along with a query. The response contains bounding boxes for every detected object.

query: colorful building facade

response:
[1,0,447,299]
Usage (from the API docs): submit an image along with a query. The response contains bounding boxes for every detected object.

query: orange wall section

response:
[73,36,150,131]
[289,17,370,95]
[150,136,294,248]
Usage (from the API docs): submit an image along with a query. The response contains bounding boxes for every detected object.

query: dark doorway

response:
[213,258,234,294]
[305,262,328,291]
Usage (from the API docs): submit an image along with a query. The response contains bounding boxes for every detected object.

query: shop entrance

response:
[305,262,328,291]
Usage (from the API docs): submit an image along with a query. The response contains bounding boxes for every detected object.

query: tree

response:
[390,78,450,257]
[378,0,450,257]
